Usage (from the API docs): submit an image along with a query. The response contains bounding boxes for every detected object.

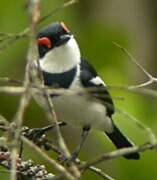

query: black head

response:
[37,22,71,58]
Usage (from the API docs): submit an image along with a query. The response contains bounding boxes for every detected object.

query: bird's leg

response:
[71,125,91,161]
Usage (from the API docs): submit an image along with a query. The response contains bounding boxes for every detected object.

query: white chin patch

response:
[39,36,81,73]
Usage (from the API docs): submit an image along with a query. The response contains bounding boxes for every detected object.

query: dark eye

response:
[37,37,52,48]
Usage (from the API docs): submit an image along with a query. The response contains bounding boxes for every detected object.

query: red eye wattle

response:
[37,37,52,48]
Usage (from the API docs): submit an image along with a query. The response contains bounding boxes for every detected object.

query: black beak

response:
[59,34,71,45]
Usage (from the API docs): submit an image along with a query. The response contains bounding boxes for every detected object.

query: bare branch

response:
[9,0,41,179]
[108,85,157,98]
[0,28,29,54]
[0,77,22,84]
[88,166,115,180]
[81,143,157,170]
[113,42,157,89]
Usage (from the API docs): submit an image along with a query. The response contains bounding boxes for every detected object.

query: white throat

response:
[39,36,81,73]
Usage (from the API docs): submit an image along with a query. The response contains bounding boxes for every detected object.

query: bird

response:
[35,22,140,160]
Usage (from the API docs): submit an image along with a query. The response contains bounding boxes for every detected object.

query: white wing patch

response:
[90,76,106,86]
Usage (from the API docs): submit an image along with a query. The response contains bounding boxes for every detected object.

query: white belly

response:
[51,94,113,132]
[33,90,113,133]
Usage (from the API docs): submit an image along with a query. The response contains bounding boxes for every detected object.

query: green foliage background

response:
[0,0,157,179]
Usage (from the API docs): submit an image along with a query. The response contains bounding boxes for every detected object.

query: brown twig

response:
[88,166,115,180]
[81,143,157,171]
[113,42,157,89]
[0,28,29,54]
[0,77,22,84]
[108,85,157,98]
[9,1,41,179]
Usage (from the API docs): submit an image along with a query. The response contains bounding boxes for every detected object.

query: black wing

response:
[80,59,115,117]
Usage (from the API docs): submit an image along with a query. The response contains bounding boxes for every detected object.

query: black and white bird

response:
[36,22,139,160]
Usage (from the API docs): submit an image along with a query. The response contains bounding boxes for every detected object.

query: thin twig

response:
[9,1,41,179]
[0,28,29,54]
[88,166,115,180]
[0,77,22,84]
[108,85,157,98]
[113,42,157,89]
[0,86,25,95]
[81,143,157,170]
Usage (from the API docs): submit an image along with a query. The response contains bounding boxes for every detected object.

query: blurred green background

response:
[0,0,157,179]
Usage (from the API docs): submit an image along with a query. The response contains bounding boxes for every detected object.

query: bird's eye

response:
[37,37,52,48]
[60,22,70,33]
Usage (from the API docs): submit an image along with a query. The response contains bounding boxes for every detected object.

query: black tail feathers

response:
[106,124,140,160]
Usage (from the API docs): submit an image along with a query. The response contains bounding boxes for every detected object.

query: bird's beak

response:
[59,34,71,45]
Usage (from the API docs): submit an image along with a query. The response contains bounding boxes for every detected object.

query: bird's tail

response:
[105,124,140,160]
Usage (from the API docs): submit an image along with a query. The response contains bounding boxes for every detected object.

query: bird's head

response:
[37,22,71,58]
[37,22,80,73]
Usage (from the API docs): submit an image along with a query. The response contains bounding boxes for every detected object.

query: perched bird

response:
[36,22,139,160]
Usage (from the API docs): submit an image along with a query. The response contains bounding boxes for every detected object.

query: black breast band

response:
[42,66,77,89]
